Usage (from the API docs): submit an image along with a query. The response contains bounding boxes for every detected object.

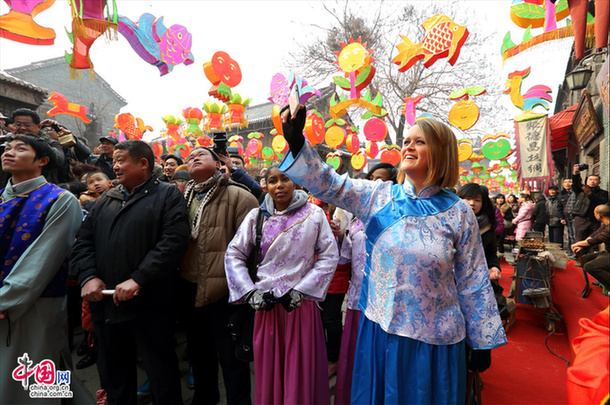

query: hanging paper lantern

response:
[202,100,228,132]
[470,161,484,173]
[351,150,368,171]
[261,147,274,162]
[448,86,486,131]
[226,93,251,130]
[196,135,212,147]
[245,132,264,157]
[182,107,204,137]
[163,114,183,140]
[228,135,244,155]
[173,137,193,159]
[499,160,511,169]
[325,126,346,149]
[380,144,401,166]
[326,151,343,171]
[365,141,379,159]
[481,132,513,160]
[47,92,91,123]
[151,142,164,162]
[305,110,325,146]
[333,37,376,99]
[203,51,242,102]
[345,133,360,153]
[272,135,288,155]
[402,95,423,126]
[363,117,387,142]
[469,153,484,163]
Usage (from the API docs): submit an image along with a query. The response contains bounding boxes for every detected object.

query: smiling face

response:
[187,148,219,183]
[163,157,180,179]
[266,168,295,212]
[211,51,242,87]
[100,140,115,157]
[400,125,429,187]
[339,42,367,72]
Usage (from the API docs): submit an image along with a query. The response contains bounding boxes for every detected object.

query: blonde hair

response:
[397,119,459,188]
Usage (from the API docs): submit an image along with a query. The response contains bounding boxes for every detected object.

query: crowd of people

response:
[0,104,606,405]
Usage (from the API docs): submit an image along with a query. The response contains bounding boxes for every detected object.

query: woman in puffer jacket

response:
[512,193,535,240]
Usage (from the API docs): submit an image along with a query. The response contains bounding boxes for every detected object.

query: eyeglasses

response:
[13,122,36,128]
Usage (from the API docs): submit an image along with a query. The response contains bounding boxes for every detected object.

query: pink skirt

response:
[253,300,330,405]
[334,308,361,405]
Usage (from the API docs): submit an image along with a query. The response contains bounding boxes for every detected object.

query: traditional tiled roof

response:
[6,56,127,104]
[0,70,48,94]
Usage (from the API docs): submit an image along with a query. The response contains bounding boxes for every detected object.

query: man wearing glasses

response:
[0,109,65,188]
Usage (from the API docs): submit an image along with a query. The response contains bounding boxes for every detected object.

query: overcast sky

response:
[0,0,573,142]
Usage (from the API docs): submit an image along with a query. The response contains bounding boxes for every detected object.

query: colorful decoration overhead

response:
[46,92,91,123]
[245,132,263,157]
[448,86,486,131]
[325,125,346,149]
[0,0,56,44]
[202,100,228,132]
[345,131,360,154]
[504,67,552,111]
[182,107,203,137]
[114,112,152,139]
[402,95,423,126]
[365,141,379,159]
[363,117,387,142]
[380,144,401,166]
[351,150,367,171]
[326,151,342,171]
[203,51,242,102]
[333,37,376,99]
[392,14,469,72]
[162,114,183,140]
[268,71,321,106]
[65,0,118,79]
[457,138,474,162]
[304,110,325,146]
[481,132,513,161]
[118,13,194,76]
[226,93,251,130]
[329,37,386,120]
[228,135,244,155]
[501,0,607,61]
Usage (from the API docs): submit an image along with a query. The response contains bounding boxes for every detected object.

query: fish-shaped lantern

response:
[118,14,194,76]
[393,14,469,72]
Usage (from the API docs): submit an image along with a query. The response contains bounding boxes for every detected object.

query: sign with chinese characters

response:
[595,58,609,119]
[572,91,601,149]
[11,353,73,399]
[516,116,552,181]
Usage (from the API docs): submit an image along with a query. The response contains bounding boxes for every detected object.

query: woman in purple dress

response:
[225,166,339,405]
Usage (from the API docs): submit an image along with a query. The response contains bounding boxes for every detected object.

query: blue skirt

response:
[351,316,466,405]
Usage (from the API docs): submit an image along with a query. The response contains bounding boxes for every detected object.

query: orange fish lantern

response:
[226,93,251,130]
[203,51,242,102]
[393,14,469,72]
[380,144,401,166]
[182,107,203,137]
[47,92,91,123]
[305,110,325,146]
[202,100,228,132]
[162,114,183,140]
[326,151,343,171]
[115,113,153,140]
[448,86,485,131]
[351,150,367,171]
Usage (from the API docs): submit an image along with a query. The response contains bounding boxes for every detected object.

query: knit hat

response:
[172,170,191,181]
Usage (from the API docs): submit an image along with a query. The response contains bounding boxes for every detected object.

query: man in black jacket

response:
[71,140,190,405]
[91,136,118,180]
[558,178,575,254]
[571,165,609,254]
